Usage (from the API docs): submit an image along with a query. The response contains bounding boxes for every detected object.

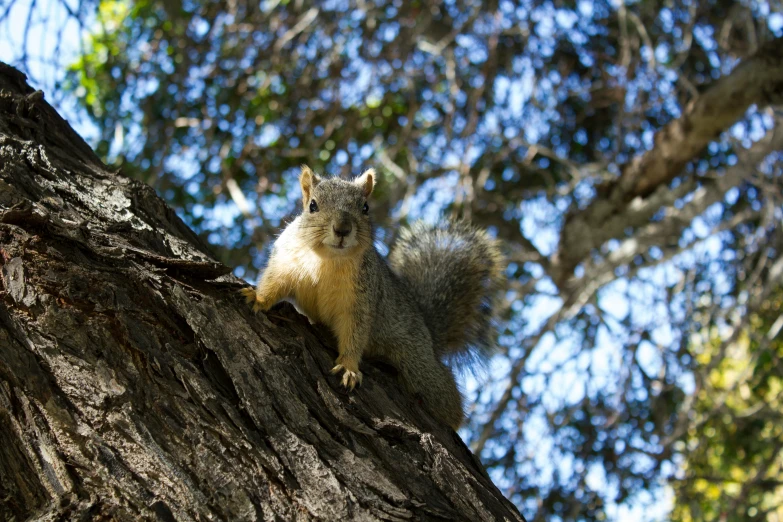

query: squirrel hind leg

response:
[400,358,465,430]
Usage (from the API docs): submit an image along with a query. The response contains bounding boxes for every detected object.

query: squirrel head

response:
[298,165,375,257]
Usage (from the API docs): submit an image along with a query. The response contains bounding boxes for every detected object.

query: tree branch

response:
[555,36,783,287]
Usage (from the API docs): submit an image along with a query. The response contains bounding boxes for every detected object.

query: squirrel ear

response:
[355,168,376,198]
[300,165,320,204]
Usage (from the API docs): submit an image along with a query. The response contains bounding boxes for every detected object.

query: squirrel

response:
[241,165,504,429]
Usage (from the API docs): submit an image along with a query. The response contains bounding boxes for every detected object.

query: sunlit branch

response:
[556,36,783,287]
[562,119,783,296]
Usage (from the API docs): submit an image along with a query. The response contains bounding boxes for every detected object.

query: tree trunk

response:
[0,64,523,522]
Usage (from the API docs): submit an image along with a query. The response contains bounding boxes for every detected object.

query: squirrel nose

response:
[333,222,353,238]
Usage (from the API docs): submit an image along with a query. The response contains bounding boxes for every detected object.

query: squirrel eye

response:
[362,202,369,215]
[309,200,318,213]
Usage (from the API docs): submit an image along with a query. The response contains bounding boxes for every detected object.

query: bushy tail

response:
[389,221,504,368]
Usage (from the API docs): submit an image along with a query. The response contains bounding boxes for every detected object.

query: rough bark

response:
[0,63,523,522]
[555,36,783,287]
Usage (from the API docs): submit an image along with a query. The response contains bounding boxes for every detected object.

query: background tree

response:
[3,0,783,519]
[671,287,783,521]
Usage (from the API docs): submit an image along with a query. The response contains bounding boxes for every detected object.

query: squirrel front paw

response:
[330,362,363,390]
[239,287,268,313]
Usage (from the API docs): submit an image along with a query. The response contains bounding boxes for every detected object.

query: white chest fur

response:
[275,219,359,326]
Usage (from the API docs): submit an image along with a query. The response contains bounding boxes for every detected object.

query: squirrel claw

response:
[239,287,256,303]
[240,287,265,312]
[331,364,362,390]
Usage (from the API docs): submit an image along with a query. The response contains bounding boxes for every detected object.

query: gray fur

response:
[388,221,504,368]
